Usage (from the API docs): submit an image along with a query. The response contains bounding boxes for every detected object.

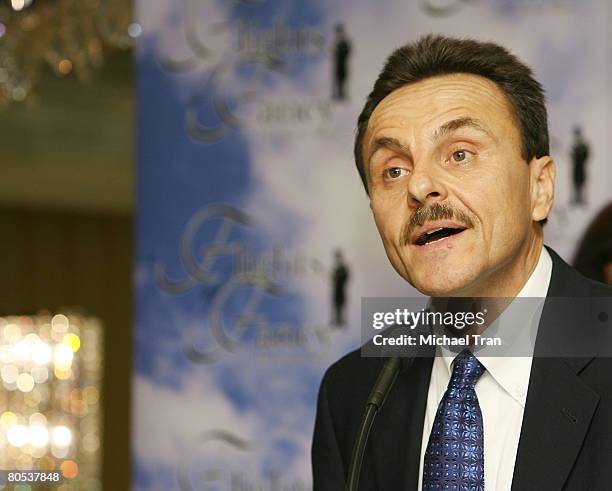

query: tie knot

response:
[450,350,485,389]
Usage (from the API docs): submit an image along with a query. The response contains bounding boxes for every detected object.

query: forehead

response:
[364,73,519,149]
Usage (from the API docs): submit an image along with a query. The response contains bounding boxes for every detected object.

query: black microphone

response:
[345,356,402,491]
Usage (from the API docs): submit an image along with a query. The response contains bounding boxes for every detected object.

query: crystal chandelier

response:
[0,312,103,490]
[0,0,138,103]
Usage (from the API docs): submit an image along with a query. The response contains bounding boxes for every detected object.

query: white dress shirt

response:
[417,246,553,490]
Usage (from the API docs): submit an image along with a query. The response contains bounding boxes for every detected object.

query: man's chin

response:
[413,283,466,297]
[408,267,481,297]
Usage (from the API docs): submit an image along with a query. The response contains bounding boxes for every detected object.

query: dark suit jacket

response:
[312,247,612,490]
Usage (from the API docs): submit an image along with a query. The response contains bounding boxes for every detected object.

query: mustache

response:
[400,202,475,246]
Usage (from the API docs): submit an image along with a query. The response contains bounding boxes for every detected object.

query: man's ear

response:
[530,155,556,222]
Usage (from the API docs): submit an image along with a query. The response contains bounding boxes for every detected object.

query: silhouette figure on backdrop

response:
[331,249,350,326]
[573,202,612,285]
[570,126,590,205]
[332,23,351,101]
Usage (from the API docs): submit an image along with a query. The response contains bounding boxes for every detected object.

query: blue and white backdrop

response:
[133,1,612,489]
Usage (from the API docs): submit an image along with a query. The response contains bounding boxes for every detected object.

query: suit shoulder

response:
[547,246,612,297]
[323,347,383,387]
[585,276,612,297]
[318,348,386,411]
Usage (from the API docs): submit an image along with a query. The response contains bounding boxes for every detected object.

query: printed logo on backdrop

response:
[420,0,574,16]
[419,0,482,16]
[157,0,336,142]
[154,205,336,364]
[177,430,307,491]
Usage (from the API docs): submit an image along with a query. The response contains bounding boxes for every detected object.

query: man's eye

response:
[451,150,470,162]
[384,167,407,179]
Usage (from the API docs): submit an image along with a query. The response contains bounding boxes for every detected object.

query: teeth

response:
[426,227,444,236]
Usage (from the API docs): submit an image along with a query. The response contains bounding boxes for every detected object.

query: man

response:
[570,126,590,205]
[331,249,350,326]
[332,23,352,101]
[312,35,612,490]
[573,202,612,285]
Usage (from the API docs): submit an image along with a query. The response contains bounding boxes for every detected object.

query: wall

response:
[0,206,132,491]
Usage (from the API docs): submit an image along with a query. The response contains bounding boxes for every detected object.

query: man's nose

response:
[406,164,447,207]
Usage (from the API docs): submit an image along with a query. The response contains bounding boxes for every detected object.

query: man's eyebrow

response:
[366,117,494,163]
[432,117,494,141]
[367,136,411,163]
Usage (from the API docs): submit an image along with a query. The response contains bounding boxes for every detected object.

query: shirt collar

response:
[515,245,553,299]
[439,246,553,406]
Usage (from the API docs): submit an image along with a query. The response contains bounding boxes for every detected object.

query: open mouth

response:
[414,227,466,246]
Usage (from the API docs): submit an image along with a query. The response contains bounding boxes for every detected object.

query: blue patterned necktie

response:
[422,349,486,491]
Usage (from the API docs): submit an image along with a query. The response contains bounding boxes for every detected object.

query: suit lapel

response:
[370,355,433,490]
[510,357,599,491]
[511,247,600,490]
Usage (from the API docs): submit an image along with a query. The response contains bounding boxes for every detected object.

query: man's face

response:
[363,73,549,296]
